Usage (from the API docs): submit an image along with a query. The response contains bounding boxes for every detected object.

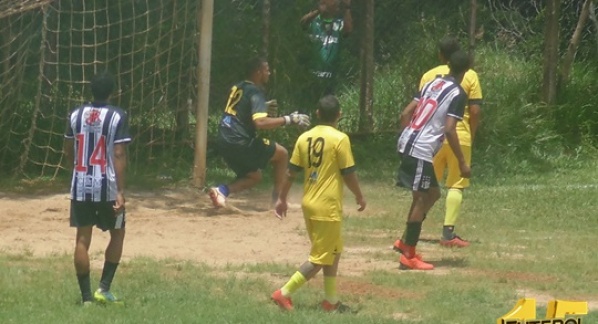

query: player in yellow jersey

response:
[397,37,483,248]
[271,95,366,312]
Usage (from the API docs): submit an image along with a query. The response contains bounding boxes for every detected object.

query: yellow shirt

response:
[289,125,355,221]
[419,65,483,146]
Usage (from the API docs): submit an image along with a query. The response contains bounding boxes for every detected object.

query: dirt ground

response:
[2,187,597,312]
[0,187,396,276]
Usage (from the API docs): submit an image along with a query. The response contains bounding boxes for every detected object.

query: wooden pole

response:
[358,0,374,133]
[193,0,214,188]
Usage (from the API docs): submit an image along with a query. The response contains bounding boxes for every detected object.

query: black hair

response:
[317,95,340,122]
[448,50,471,77]
[90,72,115,101]
[438,36,461,61]
[244,57,267,78]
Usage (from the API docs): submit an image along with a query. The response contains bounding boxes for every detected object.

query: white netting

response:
[0,0,199,178]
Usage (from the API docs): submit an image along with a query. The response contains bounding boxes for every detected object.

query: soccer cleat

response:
[93,289,124,305]
[208,187,226,208]
[399,254,434,270]
[82,301,94,307]
[392,240,422,260]
[271,289,293,311]
[321,300,352,313]
[440,235,470,248]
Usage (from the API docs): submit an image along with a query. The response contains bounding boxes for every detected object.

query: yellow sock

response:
[444,188,463,226]
[324,276,338,304]
[280,271,307,297]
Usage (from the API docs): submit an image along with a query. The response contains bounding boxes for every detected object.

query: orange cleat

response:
[440,235,470,248]
[271,289,293,311]
[392,240,422,259]
[321,300,352,313]
[399,254,434,270]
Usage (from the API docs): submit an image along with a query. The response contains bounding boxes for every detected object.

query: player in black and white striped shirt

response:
[64,72,130,305]
[393,51,472,271]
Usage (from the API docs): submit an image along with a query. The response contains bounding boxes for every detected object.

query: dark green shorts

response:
[218,137,276,178]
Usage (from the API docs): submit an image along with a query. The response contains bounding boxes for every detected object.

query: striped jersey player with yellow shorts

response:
[404,37,483,247]
[271,95,366,312]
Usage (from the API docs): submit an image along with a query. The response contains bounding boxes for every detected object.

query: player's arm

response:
[399,100,418,133]
[341,0,353,35]
[445,93,471,178]
[300,8,320,27]
[468,71,483,144]
[113,143,127,211]
[275,165,299,219]
[342,170,366,211]
[62,138,74,171]
[251,94,310,129]
[469,103,481,143]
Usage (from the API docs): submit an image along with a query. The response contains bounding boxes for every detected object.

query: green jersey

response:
[307,15,345,79]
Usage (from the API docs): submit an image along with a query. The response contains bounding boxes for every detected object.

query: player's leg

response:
[208,141,262,207]
[71,201,95,304]
[94,203,125,304]
[320,221,346,312]
[272,218,325,311]
[440,145,472,247]
[396,156,437,270]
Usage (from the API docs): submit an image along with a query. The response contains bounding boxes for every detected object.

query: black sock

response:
[99,261,119,292]
[77,273,93,302]
[443,226,455,240]
[404,222,422,246]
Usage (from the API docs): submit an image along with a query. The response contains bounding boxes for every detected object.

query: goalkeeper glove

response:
[284,111,310,128]
[266,99,278,117]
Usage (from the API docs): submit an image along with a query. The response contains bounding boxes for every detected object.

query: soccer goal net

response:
[0,0,199,179]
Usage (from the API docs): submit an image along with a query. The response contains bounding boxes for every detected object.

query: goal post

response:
[0,0,204,179]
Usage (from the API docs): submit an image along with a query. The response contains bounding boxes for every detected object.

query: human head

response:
[438,36,461,63]
[448,50,471,82]
[245,57,270,85]
[319,0,341,16]
[90,72,115,101]
[316,95,341,123]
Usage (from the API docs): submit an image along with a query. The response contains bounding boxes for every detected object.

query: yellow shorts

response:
[304,218,343,266]
[433,144,472,189]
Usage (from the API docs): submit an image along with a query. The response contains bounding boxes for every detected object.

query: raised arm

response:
[341,0,353,35]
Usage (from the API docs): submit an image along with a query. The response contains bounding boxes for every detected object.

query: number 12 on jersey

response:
[75,134,107,174]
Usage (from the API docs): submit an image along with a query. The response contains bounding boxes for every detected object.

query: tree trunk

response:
[559,0,591,85]
[541,0,561,105]
[261,0,270,59]
[589,1,598,55]
[468,0,477,61]
[358,0,374,133]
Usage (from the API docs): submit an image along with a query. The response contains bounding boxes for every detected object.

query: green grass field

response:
[1,166,597,324]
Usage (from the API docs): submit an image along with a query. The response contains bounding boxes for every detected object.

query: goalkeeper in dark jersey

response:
[208,57,310,208]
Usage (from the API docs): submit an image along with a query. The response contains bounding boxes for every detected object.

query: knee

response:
[247,171,263,183]
[272,144,288,162]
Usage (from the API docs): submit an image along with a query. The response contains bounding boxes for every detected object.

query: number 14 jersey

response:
[398,76,466,162]
[65,102,131,202]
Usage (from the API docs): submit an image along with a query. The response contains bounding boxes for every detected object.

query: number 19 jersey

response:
[289,125,355,222]
[398,76,466,162]
[65,102,131,202]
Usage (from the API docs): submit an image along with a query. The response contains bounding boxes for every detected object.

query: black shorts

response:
[70,200,126,231]
[218,137,276,178]
[396,154,438,192]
